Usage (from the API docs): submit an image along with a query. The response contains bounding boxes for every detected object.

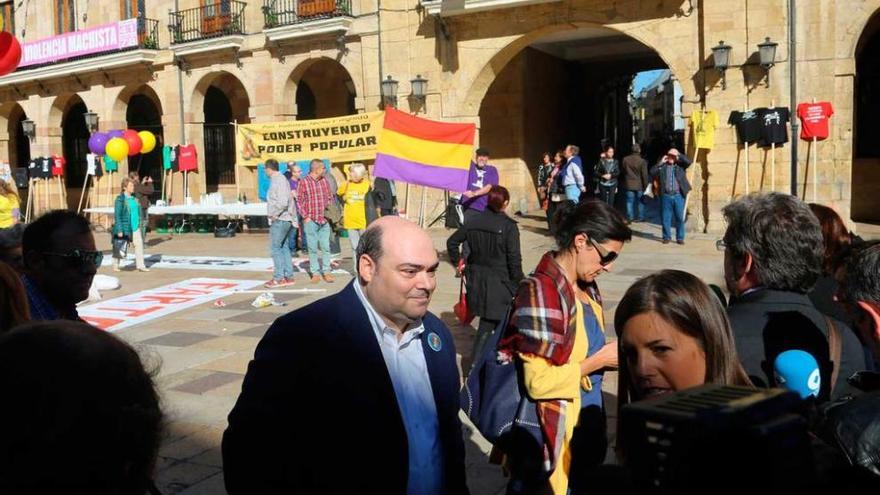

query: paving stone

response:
[140,332,217,348]
[176,472,227,495]
[187,335,260,353]
[234,324,270,338]
[172,371,244,395]
[223,311,283,324]
[183,308,253,321]
[196,352,253,374]
[155,461,220,495]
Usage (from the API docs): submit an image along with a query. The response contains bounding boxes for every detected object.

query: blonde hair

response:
[0,179,19,202]
[121,177,135,191]
[348,163,367,181]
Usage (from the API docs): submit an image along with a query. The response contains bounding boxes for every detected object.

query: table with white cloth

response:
[84,202,269,234]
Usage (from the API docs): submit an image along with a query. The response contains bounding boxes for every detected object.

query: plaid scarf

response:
[497,252,579,473]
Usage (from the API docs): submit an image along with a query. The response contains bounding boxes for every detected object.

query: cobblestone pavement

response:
[94,211,733,494]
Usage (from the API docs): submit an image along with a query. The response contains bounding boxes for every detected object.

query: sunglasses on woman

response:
[43,249,104,270]
[587,236,618,266]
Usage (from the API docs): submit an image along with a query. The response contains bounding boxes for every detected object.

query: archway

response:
[291,58,356,120]
[475,26,674,212]
[7,105,30,170]
[853,10,880,223]
[62,97,89,193]
[126,93,164,192]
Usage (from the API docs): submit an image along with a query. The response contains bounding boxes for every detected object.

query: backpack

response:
[460,307,544,477]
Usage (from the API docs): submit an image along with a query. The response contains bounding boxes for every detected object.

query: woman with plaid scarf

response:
[498,199,632,494]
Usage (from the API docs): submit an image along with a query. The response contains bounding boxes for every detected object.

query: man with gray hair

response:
[721,192,865,399]
[839,241,880,369]
[264,159,297,288]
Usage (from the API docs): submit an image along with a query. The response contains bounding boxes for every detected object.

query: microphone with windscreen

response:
[774,350,821,399]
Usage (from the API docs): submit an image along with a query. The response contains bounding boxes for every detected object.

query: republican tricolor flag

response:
[374,108,475,192]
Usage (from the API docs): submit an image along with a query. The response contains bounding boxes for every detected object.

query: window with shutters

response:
[0,2,13,35]
[54,0,76,34]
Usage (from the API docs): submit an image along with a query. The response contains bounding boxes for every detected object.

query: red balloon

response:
[0,33,22,77]
[123,129,143,156]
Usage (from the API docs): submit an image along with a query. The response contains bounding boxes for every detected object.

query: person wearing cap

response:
[649,148,691,245]
[459,147,500,225]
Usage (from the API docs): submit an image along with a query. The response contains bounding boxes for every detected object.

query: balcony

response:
[262,0,353,43]
[0,17,161,86]
[169,1,247,57]
[421,0,561,17]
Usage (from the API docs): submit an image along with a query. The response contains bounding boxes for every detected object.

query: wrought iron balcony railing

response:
[261,0,351,29]
[169,0,247,44]
[138,17,160,50]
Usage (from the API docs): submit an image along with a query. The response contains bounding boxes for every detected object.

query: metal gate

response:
[203,123,235,190]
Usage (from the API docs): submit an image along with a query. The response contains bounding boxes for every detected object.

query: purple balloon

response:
[108,129,124,139]
[88,132,109,155]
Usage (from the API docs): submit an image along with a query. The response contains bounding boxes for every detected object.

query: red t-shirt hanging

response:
[177,144,198,172]
[796,101,834,141]
[51,155,66,176]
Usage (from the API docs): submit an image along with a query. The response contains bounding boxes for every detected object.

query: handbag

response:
[323,200,343,227]
[112,235,130,259]
[453,276,475,326]
[460,307,544,478]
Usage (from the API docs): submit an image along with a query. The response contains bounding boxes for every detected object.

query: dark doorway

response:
[296,81,316,120]
[11,111,30,169]
[203,86,235,191]
[62,100,89,191]
[852,12,880,222]
[127,94,164,196]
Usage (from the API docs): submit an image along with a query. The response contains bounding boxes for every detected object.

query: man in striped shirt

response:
[298,159,336,283]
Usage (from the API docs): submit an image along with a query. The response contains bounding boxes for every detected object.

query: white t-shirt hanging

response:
[86,153,97,176]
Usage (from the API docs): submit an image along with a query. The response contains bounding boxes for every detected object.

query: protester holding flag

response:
[459,148,500,224]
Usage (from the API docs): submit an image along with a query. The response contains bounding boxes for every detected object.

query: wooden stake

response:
[233,120,241,201]
[56,176,64,209]
[811,97,818,202]
[42,178,49,213]
[77,172,90,214]
[771,142,776,191]
[743,104,750,195]
[24,178,33,222]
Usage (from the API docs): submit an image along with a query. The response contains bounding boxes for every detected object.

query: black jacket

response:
[621,153,649,191]
[222,282,469,494]
[727,289,865,400]
[447,209,524,321]
[594,158,620,188]
[649,153,692,196]
[372,177,397,211]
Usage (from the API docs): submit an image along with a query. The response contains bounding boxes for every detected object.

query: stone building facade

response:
[1,0,878,231]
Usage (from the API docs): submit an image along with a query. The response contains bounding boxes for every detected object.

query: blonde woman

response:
[337,163,371,252]
[0,179,20,228]
[112,178,148,272]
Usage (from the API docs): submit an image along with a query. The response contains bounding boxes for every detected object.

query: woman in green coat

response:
[112,177,148,272]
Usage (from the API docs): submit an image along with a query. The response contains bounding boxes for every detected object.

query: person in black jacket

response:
[650,149,691,244]
[447,185,524,363]
[721,193,866,401]
[594,146,620,207]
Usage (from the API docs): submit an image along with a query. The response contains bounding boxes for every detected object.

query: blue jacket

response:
[222,281,469,494]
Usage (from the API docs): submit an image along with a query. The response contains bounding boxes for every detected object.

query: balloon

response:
[105,137,129,162]
[123,129,142,156]
[108,129,124,139]
[88,132,109,155]
[137,130,156,154]
[0,33,22,77]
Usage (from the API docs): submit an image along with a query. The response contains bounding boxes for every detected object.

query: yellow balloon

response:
[138,130,156,154]
[105,137,129,162]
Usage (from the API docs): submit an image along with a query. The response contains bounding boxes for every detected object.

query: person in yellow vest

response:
[337,163,372,252]
[0,179,21,229]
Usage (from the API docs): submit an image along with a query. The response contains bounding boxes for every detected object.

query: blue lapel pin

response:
[427,332,442,352]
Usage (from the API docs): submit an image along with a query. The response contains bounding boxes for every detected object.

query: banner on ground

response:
[79,278,263,332]
[374,108,475,192]
[236,112,384,166]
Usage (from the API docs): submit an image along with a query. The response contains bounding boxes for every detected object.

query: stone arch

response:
[844,1,880,59]
[190,70,252,124]
[111,83,164,130]
[460,23,689,119]
[0,102,29,171]
[283,57,358,119]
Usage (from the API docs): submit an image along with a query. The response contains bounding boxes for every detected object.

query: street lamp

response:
[410,74,428,105]
[381,75,398,108]
[758,37,778,88]
[711,40,732,90]
[83,111,99,133]
[21,118,35,142]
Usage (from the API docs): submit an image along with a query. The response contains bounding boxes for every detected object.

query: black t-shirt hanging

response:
[756,107,790,147]
[728,110,763,143]
[172,145,181,173]
[41,157,52,179]
[27,158,38,179]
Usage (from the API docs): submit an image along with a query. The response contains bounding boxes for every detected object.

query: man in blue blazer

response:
[223,216,469,494]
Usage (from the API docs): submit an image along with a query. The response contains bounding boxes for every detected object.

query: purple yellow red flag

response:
[374,108,475,192]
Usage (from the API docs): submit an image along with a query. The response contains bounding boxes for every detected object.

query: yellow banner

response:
[236,112,384,166]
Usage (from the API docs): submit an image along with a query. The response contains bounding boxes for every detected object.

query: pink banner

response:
[20,19,139,67]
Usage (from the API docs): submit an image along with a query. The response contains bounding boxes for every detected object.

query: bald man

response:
[223,217,468,495]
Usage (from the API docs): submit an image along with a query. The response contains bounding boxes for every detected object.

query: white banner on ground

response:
[105,254,349,274]
[79,278,264,332]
